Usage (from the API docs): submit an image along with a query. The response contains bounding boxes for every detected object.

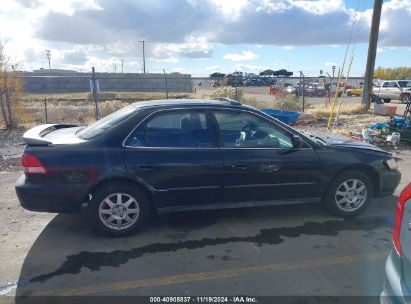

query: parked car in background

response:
[373,80,411,103]
[346,85,364,97]
[226,73,244,87]
[243,73,261,86]
[15,99,401,236]
[381,183,411,304]
[285,85,297,94]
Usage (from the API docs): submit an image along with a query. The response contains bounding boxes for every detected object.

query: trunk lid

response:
[23,124,85,146]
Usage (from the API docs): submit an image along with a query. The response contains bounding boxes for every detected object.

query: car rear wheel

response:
[322,171,373,217]
[90,184,150,236]
[346,91,352,97]
[383,99,391,103]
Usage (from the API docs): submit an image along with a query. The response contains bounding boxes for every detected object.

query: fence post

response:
[299,71,305,112]
[163,69,169,99]
[92,67,99,120]
[44,97,48,123]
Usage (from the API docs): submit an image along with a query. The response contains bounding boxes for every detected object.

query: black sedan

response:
[15,99,401,236]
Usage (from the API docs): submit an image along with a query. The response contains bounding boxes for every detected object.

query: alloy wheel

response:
[335,179,368,212]
[98,193,140,230]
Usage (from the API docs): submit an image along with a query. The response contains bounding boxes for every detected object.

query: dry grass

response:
[23,92,193,103]
[296,104,389,138]
[241,94,305,112]
[307,103,366,117]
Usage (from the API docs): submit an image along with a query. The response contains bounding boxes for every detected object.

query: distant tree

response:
[374,67,411,80]
[0,44,26,128]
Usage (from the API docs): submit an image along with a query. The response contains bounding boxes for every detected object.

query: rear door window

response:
[127,110,214,148]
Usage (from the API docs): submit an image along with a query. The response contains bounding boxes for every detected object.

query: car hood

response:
[301,130,390,154]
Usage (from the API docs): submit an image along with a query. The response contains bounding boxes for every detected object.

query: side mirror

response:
[292,135,303,149]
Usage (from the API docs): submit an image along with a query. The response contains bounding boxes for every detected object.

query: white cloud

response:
[325,61,337,67]
[171,67,185,73]
[208,0,249,19]
[152,36,213,59]
[154,57,179,63]
[204,65,221,72]
[281,46,294,50]
[377,47,385,53]
[233,64,266,74]
[2,0,411,72]
[223,50,258,61]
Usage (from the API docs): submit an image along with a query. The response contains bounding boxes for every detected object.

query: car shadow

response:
[14,197,396,301]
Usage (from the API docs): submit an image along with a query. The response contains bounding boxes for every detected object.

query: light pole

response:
[45,49,51,69]
[332,65,336,78]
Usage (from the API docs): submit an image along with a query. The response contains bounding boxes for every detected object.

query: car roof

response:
[131,99,254,111]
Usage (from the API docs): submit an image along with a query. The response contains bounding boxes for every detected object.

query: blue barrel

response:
[260,109,300,125]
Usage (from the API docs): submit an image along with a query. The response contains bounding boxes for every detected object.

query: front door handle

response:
[261,163,281,172]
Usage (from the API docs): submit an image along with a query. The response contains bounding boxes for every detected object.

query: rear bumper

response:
[378,169,401,197]
[15,174,85,213]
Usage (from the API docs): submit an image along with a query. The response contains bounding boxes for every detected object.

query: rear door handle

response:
[230,164,247,171]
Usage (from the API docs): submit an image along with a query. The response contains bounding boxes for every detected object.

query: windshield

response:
[77,105,136,139]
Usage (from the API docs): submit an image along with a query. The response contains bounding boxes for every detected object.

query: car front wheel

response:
[401,94,410,104]
[323,171,373,217]
[90,184,150,236]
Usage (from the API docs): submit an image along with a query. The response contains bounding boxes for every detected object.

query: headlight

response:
[385,158,398,170]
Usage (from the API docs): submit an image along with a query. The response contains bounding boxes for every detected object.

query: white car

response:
[373,80,411,103]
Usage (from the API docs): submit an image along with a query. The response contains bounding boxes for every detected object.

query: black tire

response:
[322,170,373,217]
[383,99,391,103]
[346,91,352,97]
[90,183,151,236]
[401,94,410,104]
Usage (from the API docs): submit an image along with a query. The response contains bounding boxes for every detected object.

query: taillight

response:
[393,183,411,257]
[22,154,47,174]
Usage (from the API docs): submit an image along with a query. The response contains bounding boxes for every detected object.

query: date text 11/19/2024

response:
[149,297,258,303]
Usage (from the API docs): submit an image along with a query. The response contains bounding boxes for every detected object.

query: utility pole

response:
[362,0,383,109]
[139,40,146,73]
[45,49,51,69]
[121,59,124,73]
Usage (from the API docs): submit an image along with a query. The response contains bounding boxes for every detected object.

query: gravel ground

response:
[0,128,25,172]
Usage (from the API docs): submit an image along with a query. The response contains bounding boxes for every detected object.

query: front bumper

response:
[378,169,401,197]
[15,174,86,213]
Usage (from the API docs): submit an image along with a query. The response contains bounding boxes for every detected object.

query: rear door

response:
[388,81,402,99]
[124,109,224,208]
[211,109,321,203]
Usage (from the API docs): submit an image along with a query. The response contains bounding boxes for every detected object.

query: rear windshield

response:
[77,105,136,139]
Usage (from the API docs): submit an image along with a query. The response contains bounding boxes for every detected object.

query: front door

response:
[124,109,224,208]
[211,109,321,203]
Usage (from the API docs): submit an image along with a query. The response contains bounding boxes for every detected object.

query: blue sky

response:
[1,0,410,76]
